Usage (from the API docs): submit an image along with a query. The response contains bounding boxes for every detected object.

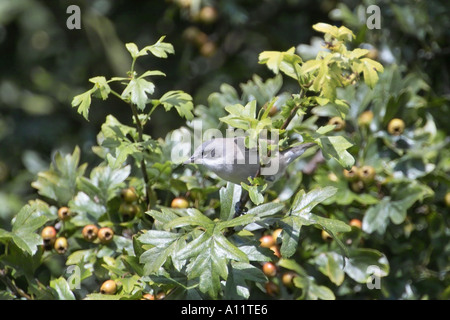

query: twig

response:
[0,269,32,300]
[129,103,152,209]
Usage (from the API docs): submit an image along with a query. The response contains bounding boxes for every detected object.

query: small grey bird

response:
[184,137,316,185]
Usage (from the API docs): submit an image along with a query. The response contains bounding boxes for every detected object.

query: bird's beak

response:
[183,157,194,165]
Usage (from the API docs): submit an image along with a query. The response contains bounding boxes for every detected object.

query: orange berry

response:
[98,227,114,244]
[82,224,99,242]
[259,235,275,248]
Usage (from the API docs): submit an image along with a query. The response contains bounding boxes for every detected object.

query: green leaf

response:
[344,249,389,283]
[139,230,185,273]
[314,252,345,285]
[125,43,140,59]
[89,76,111,100]
[158,90,194,120]
[224,262,267,299]
[31,146,87,205]
[283,187,350,258]
[219,183,242,221]
[9,202,50,255]
[144,36,174,58]
[50,277,76,300]
[360,58,384,89]
[71,89,93,120]
[258,47,300,76]
[121,78,155,110]
[240,182,267,206]
[316,136,355,169]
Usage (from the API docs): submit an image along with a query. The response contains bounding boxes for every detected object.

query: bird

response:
[183,137,316,215]
[184,137,316,185]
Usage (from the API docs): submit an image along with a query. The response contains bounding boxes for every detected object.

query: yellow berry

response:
[328,117,346,131]
[54,237,68,254]
[57,207,71,221]
[387,118,405,135]
[100,280,117,295]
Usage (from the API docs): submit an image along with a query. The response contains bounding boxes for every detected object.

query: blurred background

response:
[0,0,448,246]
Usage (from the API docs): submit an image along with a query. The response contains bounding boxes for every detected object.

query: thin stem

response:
[129,103,151,209]
[0,269,32,300]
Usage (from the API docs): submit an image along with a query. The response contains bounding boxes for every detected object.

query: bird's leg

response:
[234,191,249,217]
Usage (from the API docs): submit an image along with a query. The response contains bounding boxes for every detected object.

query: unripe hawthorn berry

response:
[343,166,359,182]
[445,192,450,208]
[171,197,189,209]
[100,280,117,295]
[259,235,275,248]
[358,165,376,184]
[54,237,68,254]
[119,203,139,220]
[321,230,332,241]
[57,207,71,221]
[262,262,277,277]
[98,227,114,244]
[82,224,99,242]
[328,117,346,131]
[121,187,138,203]
[358,110,374,127]
[387,118,405,136]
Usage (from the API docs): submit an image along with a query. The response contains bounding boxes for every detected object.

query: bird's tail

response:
[282,142,316,165]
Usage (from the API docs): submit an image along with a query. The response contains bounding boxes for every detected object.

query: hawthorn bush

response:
[0,3,448,300]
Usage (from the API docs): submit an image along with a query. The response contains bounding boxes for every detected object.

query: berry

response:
[82,224,99,242]
[358,165,376,184]
[199,6,218,24]
[259,235,275,248]
[262,262,277,277]
[445,192,450,208]
[141,293,155,300]
[41,226,57,249]
[156,291,166,300]
[265,282,280,296]
[270,245,281,258]
[321,230,332,241]
[271,228,282,242]
[387,118,405,136]
[343,166,359,182]
[171,197,189,209]
[328,117,346,131]
[200,41,217,57]
[54,237,68,254]
[121,187,138,203]
[57,207,71,221]
[281,271,297,288]
[119,203,139,219]
[349,219,362,229]
[358,110,374,127]
[98,227,114,244]
[350,181,364,193]
[100,280,117,295]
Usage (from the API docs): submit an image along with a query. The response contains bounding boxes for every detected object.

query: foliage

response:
[0,0,448,301]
